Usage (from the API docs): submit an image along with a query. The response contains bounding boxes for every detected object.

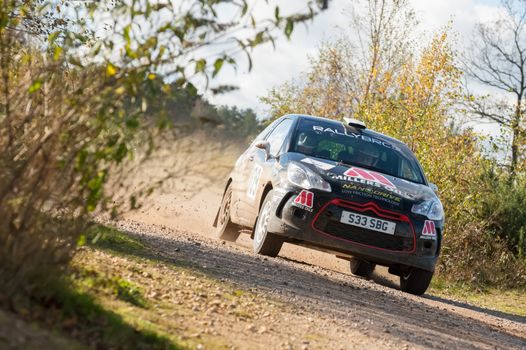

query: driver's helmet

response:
[297,131,320,155]
[355,142,379,167]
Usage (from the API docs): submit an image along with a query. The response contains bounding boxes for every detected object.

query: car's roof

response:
[282,114,409,150]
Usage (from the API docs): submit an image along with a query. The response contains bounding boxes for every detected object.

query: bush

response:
[262,23,526,287]
[0,46,137,299]
[479,171,526,258]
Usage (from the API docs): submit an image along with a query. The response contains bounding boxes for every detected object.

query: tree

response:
[262,0,526,285]
[0,0,326,299]
[465,0,526,181]
[262,0,417,119]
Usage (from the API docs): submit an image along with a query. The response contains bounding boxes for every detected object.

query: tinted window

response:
[291,119,425,184]
[266,119,294,156]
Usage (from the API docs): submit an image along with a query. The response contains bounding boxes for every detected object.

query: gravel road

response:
[118,182,526,349]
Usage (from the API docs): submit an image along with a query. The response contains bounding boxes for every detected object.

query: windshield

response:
[291,119,426,184]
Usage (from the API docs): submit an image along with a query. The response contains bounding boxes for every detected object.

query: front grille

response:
[312,200,415,252]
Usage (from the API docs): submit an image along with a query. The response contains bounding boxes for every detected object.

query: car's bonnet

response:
[289,153,437,203]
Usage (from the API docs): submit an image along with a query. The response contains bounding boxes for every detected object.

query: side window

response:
[400,158,419,182]
[266,119,294,156]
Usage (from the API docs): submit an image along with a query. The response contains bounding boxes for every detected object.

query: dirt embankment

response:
[118,138,526,349]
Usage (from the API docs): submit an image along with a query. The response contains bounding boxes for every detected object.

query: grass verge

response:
[429,276,526,318]
[2,224,184,350]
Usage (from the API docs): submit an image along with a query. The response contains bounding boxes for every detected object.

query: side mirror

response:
[429,182,438,192]
[254,140,271,160]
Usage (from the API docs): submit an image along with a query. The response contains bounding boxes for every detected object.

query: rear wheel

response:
[349,258,375,279]
[253,190,283,257]
[399,267,434,295]
[215,184,241,242]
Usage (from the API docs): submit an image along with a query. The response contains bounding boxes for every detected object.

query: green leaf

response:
[241,1,248,16]
[68,57,83,67]
[48,31,60,44]
[77,234,86,247]
[87,176,103,191]
[285,19,294,39]
[213,58,224,78]
[126,118,139,130]
[275,6,280,22]
[195,59,206,73]
[123,24,131,44]
[28,80,42,93]
[186,82,197,96]
[252,31,264,46]
[114,143,128,162]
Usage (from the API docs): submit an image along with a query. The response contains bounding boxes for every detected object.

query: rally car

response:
[213,114,444,295]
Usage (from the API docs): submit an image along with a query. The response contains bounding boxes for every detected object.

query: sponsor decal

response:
[421,220,436,239]
[341,183,402,206]
[292,190,314,212]
[247,164,262,200]
[344,167,395,188]
[301,158,334,171]
[328,171,415,200]
[312,125,400,151]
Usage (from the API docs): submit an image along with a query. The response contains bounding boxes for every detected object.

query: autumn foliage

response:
[263,25,526,286]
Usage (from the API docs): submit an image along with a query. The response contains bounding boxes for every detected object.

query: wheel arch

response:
[251,182,273,238]
[222,177,233,194]
[259,182,274,212]
[213,177,233,227]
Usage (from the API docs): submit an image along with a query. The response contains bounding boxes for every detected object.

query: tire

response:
[349,258,375,279]
[253,190,283,257]
[399,267,434,295]
[215,184,241,242]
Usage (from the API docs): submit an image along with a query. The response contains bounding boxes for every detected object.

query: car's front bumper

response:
[266,188,441,272]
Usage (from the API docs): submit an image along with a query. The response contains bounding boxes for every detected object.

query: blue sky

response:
[205,0,504,129]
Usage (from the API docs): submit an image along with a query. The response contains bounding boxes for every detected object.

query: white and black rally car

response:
[213,114,444,295]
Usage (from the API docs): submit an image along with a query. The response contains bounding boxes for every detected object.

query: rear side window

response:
[251,120,277,145]
[266,119,294,156]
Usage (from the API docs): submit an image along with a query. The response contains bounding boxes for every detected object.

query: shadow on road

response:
[111,228,526,349]
[423,294,526,324]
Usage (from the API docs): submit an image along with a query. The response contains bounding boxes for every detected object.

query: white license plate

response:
[340,211,396,235]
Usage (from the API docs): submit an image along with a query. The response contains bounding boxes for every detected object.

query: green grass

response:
[82,224,147,255]
[429,276,526,317]
[24,277,182,350]
[74,266,148,308]
[4,224,184,350]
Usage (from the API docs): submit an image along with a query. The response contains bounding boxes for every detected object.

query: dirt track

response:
[120,174,526,349]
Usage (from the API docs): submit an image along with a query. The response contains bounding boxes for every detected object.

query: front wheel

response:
[253,190,283,257]
[399,267,434,295]
[215,184,241,242]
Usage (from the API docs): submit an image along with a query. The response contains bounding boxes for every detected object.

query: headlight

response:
[411,199,444,220]
[287,162,331,192]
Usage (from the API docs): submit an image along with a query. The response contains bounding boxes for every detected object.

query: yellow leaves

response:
[115,86,125,95]
[106,63,117,77]
[53,46,63,61]
[262,25,487,238]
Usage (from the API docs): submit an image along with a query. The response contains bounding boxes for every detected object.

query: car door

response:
[229,120,278,224]
[237,118,295,226]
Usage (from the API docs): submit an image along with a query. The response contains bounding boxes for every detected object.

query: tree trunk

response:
[509,98,522,182]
